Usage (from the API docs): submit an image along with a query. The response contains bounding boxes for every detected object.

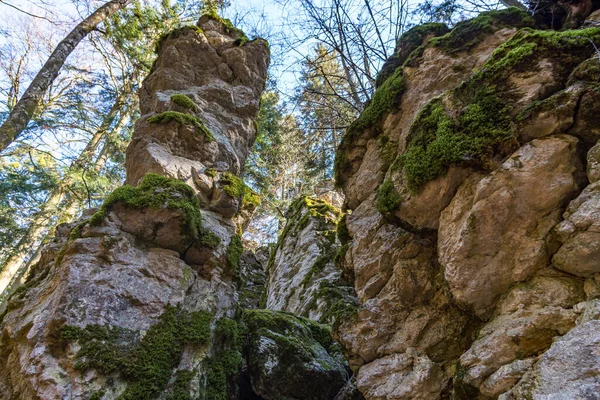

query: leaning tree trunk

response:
[0,94,132,296]
[0,0,131,153]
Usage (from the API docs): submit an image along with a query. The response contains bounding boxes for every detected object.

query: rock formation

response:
[0,16,350,400]
[2,6,600,400]
[330,7,600,399]
[263,194,358,325]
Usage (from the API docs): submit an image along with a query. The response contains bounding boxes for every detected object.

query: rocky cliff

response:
[0,16,353,400]
[2,7,600,400]
[330,7,600,400]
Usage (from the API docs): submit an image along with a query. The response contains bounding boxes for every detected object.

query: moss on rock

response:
[376,179,403,213]
[201,317,245,400]
[242,309,346,399]
[170,94,198,112]
[202,10,248,41]
[199,230,221,248]
[60,307,213,400]
[398,26,600,192]
[376,22,449,87]
[90,173,203,239]
[429,8,535,54]
[227,235,243,275]
[335,67,406,184]
[155,25,203,54]
[147,111,214,142]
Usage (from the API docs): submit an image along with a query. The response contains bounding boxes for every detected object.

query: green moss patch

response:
[399,26,600,192]
[242,185,261,208]
[60,307,213,400]
[199,230,221,248]
[243,309,333,351]
[165,370,194,400]
[336,214,350,244]
[170,94,198,112]
[220,172,261,209]
[222,172,243,198]
[148,111,214,142]
[227,235,243,275]
[90,173,203,239]
[316,280,359,326]
[424,8,535,60]
[376,179,403,214]
[201,318,245,400]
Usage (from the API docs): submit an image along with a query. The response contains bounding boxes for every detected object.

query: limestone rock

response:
[126,19,269,189]
[0,218,202,399]
[588,139,600,183]
[243,309,348,400]
[356,351,446,400]
[238,249,267,309]
[0,16,269,400]
[336,194,473,384]
[480,358,537,398]
[506,319,600,399]
[552,180,600,277]
[265,196,357,324]
[438,135,584,318]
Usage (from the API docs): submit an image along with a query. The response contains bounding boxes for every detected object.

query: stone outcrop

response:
[264,195,358,324]
[332,7,600,400]
[0,15,271,400]
[0,15,357,400]
[2,6,600,400]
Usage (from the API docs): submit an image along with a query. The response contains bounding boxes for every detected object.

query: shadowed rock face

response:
[331,8,600,400]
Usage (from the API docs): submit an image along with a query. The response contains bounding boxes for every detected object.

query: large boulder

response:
[243,309,348,400]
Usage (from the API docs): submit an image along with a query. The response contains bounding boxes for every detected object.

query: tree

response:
[280,0,409,111]
[0,0,132,153]
[296,44,358,179]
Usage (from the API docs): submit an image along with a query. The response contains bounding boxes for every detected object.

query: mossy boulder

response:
[89,174,205,253]
[243,309,347,400]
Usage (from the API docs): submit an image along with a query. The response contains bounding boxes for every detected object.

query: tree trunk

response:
[0,187,66,295]
[0,96,132,295]
[0,0,131,152]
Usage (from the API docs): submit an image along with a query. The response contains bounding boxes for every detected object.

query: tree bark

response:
[0,0,131,152]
